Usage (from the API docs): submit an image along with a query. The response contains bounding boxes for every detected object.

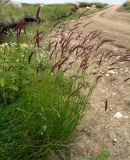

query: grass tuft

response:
[0,70,92,159]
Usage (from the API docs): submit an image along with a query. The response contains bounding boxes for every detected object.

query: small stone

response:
[112,138,117,145]
[114,112,123,119]
[112,93,116,96]
[124,116,128,119]
[113,138,117,142]
[104,125,109,129]
[125,68,129,73]
[124,132,128,135]
[107,70,115,75]
[101,90,105,93]
[120,62,125,64]
[105,74,109,77]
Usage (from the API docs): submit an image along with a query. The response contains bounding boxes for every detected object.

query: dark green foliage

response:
[79,2,93,8]
[123,2,130,11]
[94,3,107,9]
[79,2,107,9]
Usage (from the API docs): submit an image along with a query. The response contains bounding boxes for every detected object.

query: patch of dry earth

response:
[68,5,130,160]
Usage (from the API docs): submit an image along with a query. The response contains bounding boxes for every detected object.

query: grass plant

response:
[80,149,111,160]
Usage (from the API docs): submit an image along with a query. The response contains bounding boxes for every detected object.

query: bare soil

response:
[69,5,130,160]
[91,5,130,49]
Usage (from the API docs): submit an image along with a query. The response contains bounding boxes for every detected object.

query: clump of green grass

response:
[0,70,91,159]
[98,149,111,160]
[80,149,111,160]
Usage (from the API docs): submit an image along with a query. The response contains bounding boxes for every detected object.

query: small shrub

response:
[123,2,130,11]
[0,43,33,105]
[79,2,92,8]
[94,3,107,9]
[79,2,107,9]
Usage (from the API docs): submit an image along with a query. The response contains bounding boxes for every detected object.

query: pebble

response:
[114,112,123,119]
[105,73,109,77]
[125,68,129,73]
[101,90,105,93]
[113,47,118,51]
[107,70,115,75]
[113,138,117,142]
[124,132,128,135]
[112,93,116,96]
[124,116,129,119]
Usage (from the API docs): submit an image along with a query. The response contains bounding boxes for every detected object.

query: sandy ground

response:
[68,5,130,160]
[91,5,130,49]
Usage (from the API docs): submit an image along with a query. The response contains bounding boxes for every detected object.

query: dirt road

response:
[69,6,130,160]
[91,5,130,49]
